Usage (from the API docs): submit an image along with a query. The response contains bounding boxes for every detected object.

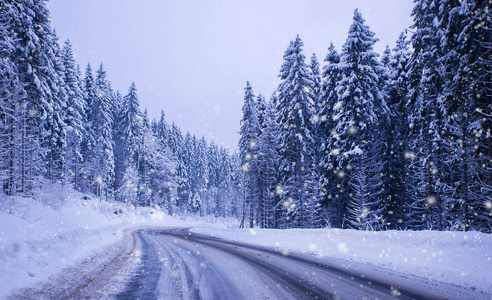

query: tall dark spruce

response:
[276,35,316,228]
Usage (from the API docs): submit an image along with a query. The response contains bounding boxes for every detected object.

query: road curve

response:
[114,228,481,300]
[10,227,489,299]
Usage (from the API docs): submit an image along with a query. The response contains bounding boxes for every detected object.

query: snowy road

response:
[12,227,489,299]
[113,228,485,300]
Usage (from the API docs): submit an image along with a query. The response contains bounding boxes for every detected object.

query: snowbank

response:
[191,225,492,294]
[0,185,188,299]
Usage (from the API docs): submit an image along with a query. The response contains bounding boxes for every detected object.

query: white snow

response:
[2,184,490,297]
[0,184,192,299]
[191,225,492,294]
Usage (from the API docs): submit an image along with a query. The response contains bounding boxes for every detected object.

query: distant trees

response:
[0,0,241,219]
[238,4,491,232]
[1,1,490,231]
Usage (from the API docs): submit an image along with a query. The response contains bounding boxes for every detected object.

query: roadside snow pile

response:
[191,225,492,294]
[0,184,186,299]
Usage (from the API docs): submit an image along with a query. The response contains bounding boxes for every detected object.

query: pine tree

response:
[112,91,125,195]
[45,29,68,184]
[385,32,412,229]
[61,40,86,189]
[0,4,25,195]
[92,64,115,199]
[80,63,97,193]
[309,52,322,105]
[439,0,492,231]
[334,10,387,229]
[168,123,188,213]
[137,110,152,206]
[195,136,209,214]
[319,43,342,227]
[256,94,266,130]
[238,82,261,228]
[259,98,280,228]
[9,0,68,190]
[276,35,316,228]
[308,51,324,228]
[407,0,448,230]
[120,83,143,168]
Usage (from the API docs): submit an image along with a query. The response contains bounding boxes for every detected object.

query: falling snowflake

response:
[485,201,492,209]
[404,151,415,159]
[337,242,348,253]
[348,125,357,135]
[275,185,283,195]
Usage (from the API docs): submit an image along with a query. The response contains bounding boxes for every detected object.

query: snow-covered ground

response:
[191,224,492,295]
[2,185,491,298]
[0,184,199,299]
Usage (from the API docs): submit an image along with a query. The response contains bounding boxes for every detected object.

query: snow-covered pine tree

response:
[259,98,280,228]
[334,9,387,229]
[308,51,325,228]
[276,35,316,228]
[80,63,97,193]
[120,82,143,170]
[407,0,449,230]
[92,64,115,199]
[216,146,234,217]
[145,124,178,213]
[0,3,15,194]
[188,192,201,214]
[45,29,68,184]
[238,81,261,228]
[196,136,209,215]
[309,52,322,106]
[439,0,492,231]
[183,133,197,212]
[254,93,268,227]
[112,91,125,195]
[385,32,413,229]
[136,110,152,206]
[205,141,220,215]
[256,94,266,130]
[168,123,188,213]
[319,42,342,227]
[155,110,169,148]
[229,152,243,219]
[8,0,67,190]
[61,40,86,190]
[0,4,26,195]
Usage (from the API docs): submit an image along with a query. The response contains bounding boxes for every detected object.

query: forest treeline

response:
[239,3,491,231]
[1,1,491,231]
[0,0,242,217]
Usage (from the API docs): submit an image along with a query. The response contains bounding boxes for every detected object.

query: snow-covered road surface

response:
[11,227,490,299]
[117,228,489,299]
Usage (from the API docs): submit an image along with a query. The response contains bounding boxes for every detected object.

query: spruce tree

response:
[92,64,115,199]
[385,32,412,229]
[238,82,260,228]
[80,63,97,193]
[319,43,343,227]
[259,98,280,228]
[120,82,143,170]
[276,35,316,228]
[0,5,25,195]
[334,10,387,229]
[407,0,448,230]
[61,40,86,189]
[439,0,492,231]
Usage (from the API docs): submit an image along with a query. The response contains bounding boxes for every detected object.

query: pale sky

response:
[48,0,414,150]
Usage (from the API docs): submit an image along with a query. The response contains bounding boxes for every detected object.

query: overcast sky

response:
[48,0,414,150]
